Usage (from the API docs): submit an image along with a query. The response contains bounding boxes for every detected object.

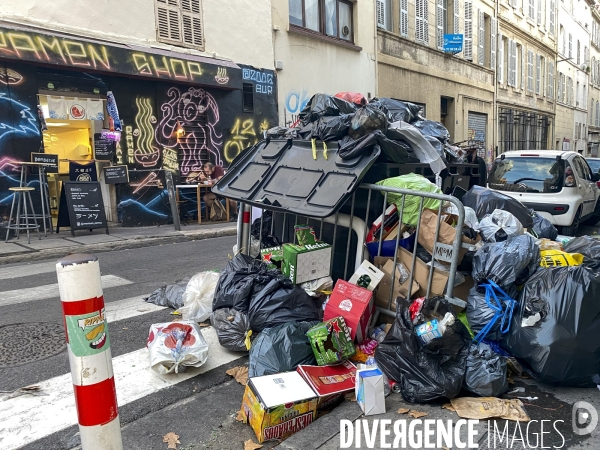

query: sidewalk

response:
[0,221,237,265]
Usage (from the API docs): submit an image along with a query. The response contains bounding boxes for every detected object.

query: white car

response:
[488,150,600,235]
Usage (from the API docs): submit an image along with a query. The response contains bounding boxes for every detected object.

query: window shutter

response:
[558,74,562,101]
[454,0,460,34]
[181,0,203,47]
[498,35,503,84]
[478,10,484,65]
[400,0,409,37]
[537,0,542,26]
[569,34,572,58]
[528,50,534,91]
[536,55,541,94]
[596,102,599,127]
[529,0,535,20]
[464,1,473,60]
[548,62,554,99]
[156,0,182,42]
[490,17,496,71]
[512,41,517,87]
[549,0,555,35]
[521,48,525,89]
[376,0,386,29]
[507,40,513,86]
[437,0,445,50]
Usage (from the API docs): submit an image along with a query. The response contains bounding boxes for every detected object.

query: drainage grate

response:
[0,323,66,368]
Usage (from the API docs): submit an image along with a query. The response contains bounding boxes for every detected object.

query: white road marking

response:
[0,261,57,281]
[104,296,166,323]
[0,275,132,307]
[0,327,241,450]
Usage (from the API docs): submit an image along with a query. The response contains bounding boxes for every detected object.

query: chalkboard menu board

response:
[31,153,59,173]
[103,165,129,184]
[56,181,109,236]
[94,133,116,161]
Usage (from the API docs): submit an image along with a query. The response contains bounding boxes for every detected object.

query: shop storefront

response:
[0,22,277,226]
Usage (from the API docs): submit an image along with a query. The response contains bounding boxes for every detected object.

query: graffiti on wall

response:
[284,89,310,126]
[223,118,269,163]
[133,97,159,167]
[242,68,274,95]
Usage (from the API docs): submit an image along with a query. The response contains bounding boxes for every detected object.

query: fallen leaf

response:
[226,366,248,385]
[163,432,180,449]
[344,393,357,402]
[397,408,410,414]
[442,403,456,412]
[244,439,263,450]
[408,410,428,419]
[236,409,247,423]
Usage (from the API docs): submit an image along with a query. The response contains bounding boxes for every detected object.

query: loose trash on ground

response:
[147,321,209,374]
[355,366,387,416]
[450,397,530,421]
[176,271,220,322]
[144,278,189,309]
[463,342,509,397]
[211,308,251,352]
[297,361,356,409]
[306,317,355,366]
[478,209,524,243]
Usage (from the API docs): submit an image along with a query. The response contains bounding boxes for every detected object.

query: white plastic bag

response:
[444,204,480,231]
[479,209,524,243]
[147,321,209,374]
[177,271,220,322]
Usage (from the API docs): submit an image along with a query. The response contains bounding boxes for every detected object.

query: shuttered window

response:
[521,46,525,89]
[537,0,542,26]
[490,17,496,70]
[376,0,387,29]
[528,0,535,20]
[477,10,484,65]
[400,0,409,37]
[508,40,516,87]
[497,34,503,84]
[156,0,204,49]
[416,0,429,45]
[527,50,534,92]
[569,33,572,58]
[596,101,599,127]
[548,62,554,99]
[437,0,445,50]
[453,0,460,34]
[536,54,541,95]
[549,0,555,35]
[558,73,563,102]
[464,1,472,60]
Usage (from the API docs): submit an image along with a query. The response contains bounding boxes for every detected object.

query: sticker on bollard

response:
[64,306,110,356]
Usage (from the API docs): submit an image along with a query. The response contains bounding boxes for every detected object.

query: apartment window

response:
[156,0,204,49]
[569,33,573,59]
[537,0,543,26]
[558,73,564,102]
[548,62,554,99]
[549,0,555,35]
[577,40,580,65]
[416,0,430,45]
[453,0,460,34]
[242,83,254,113]
[560,26,565,55]
[567,77,573,105]
[477,10,485,65]
[584,46,589,64]
[596,101,600,127]
[376,0,392,32]
[576,82,580,106]
[291,0,354,41]
[591,99,594,126]
[536,55,545,96]
[464,1,473,60]
[436,0,448,50]
[519,44,525,89]
[508,40,517,87]
[490,17,496,70]
[400,0,408,37]
[497,35,504,84]
[528,0,535,20]
[527,50,534,92]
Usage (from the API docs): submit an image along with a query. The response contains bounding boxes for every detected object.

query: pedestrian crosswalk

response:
[0,260,243,450]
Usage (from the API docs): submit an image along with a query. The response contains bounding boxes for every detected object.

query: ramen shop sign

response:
[0,25,241,89]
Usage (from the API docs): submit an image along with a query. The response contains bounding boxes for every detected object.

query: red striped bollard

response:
[56,254,123,450]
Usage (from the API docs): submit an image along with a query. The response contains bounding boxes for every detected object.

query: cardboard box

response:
[294,224,317,245]
[241,372,318,443]
[374,257,420,311]
[260,246,283,270]
[355,368,386,416]
[323,280,374,343]
[397,247,449,298]
[348,260,385,291]
[297,361,356,409]
[306,317,356,366]
[282,242,332,284]
[417,209,479,265]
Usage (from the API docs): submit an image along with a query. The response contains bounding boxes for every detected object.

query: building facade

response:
[496,0,557,154]
[273,0,377,126]
[0,0,278,226]
[375,0,496,161]
[556,0,592,154]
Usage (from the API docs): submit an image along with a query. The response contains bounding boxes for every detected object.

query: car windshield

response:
[488,157,564,193]
[587,159,600,174]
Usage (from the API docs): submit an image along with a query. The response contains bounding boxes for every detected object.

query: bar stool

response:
[14,162,54,236]
[5,187,41,244]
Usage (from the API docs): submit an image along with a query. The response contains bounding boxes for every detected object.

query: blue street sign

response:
[444,34,463,53]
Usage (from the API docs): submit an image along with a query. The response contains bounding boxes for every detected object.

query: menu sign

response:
[31,153,59,173]
[57,182,108,236]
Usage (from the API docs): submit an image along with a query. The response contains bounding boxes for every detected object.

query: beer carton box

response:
[282,242,332,284]
[323,280,374,342]
[241,372,318,443]
[294,224,318,246]
[348,260,385,291]
[306,317,356,366]
[260,246,283,270]
[297,361,357,409]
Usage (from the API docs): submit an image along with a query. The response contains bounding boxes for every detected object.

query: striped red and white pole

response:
[240,204,252,255]
[56,254,123,450]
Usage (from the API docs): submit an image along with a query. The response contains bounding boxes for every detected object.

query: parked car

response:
[488,151,600,235]
[586,157,600,186]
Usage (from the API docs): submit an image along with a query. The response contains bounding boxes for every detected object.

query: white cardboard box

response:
[348,260,385,292]
[355,368,386,416]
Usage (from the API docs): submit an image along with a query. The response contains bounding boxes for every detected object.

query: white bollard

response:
[56,254,123,450]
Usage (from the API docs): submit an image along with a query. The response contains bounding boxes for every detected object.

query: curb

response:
[0,226,237,265]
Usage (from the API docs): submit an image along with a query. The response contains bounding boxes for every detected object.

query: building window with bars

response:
[156,0,204,49]
[498,108,551,153]
[290,0,354,42]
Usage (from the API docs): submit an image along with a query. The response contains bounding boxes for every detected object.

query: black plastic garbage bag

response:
[413,119,451,142]
[463,186,534,229]
[472,234,539,289]
[464,342,509,397]
[370,98,422,123]
[466,283,518,342]
[211,308,251,352]
[374,297,471,403]
[251,211,280,249]
[297,121,314,139]
[501,264,600,387]
[349,104,388,139]
[312,114,353,141]
[248,278,321,333]
[299,94,357,124]
[212,254,281,312]
[528,209,558,240]
[564,235,600,260]
[248,321,319,377]
[338,133,378,160]
[376,134,419,164]
[424,135,448,164]
[145,278,189,309]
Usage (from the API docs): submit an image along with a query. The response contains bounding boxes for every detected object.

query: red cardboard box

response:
[323,280,373,343]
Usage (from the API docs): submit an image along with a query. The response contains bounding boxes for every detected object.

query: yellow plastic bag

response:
[540,250,584,268]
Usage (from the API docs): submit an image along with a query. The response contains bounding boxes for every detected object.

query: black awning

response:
[0,22,241,89]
